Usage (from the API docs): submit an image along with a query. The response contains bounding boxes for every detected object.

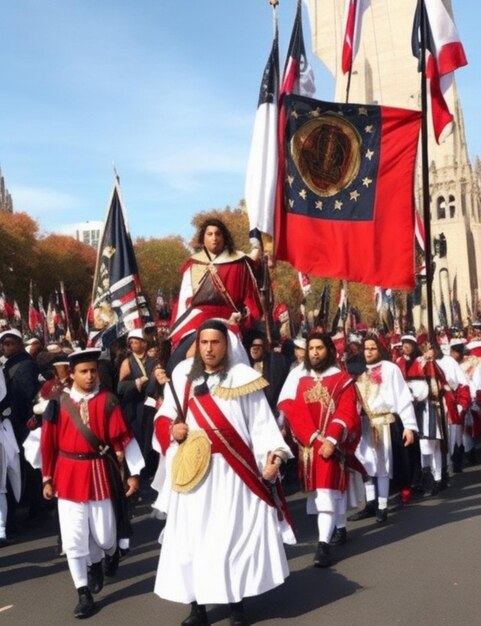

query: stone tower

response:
[0,167,13,214]
[306,0,481,324]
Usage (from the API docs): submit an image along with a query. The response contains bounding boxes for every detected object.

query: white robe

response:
[355,360,418,478]
[153,359,294,605]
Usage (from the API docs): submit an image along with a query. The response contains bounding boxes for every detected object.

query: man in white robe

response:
[153,320,293,626]
[350,335,417,522]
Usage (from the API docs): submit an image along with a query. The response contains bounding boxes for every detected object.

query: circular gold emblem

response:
[291,113,361,197]
[171,429,212,493]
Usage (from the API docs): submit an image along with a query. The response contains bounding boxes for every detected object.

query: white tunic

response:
[153,359,294,605]
[355,360,417,478]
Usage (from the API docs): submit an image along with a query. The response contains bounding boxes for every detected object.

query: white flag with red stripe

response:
[412,0,468,143]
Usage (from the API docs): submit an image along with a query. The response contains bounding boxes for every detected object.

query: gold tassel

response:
[213,376,269,400]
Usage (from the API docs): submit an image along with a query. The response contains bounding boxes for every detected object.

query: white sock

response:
[67,556,88,589]
[0,493,7,538]
[317,512,336,543]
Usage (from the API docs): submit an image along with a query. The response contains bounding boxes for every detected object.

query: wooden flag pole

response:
[419,0,435,343]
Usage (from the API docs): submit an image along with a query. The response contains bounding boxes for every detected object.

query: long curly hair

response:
[197,218,235,255]
[304,331,337,371]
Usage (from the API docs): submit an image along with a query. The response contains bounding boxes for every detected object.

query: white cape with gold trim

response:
[153,359,294,605]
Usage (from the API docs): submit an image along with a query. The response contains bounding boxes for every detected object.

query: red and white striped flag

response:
[412,0,467,143]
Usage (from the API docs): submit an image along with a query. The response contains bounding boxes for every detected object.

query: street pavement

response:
[1,464,480,626]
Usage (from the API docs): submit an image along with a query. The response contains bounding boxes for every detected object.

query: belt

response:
[59,450,103,460]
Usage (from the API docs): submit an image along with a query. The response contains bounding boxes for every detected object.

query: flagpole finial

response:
[112,163,120,186]
[268,0,279,7]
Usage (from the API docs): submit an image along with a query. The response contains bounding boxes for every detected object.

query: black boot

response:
[420,467,434,494]
[87,560,104,594]
[467,447,478,466]
[229,601,247,626]
[103,548,119,577]
[430,480,442,496]
[452,444,464,473]
[376,507,388,524]
[313,541,332,568]
[440,468,450,490]
[347,501,376,521]
[330,526,347,546]
[181,601,209,626]
[74,586,96,619]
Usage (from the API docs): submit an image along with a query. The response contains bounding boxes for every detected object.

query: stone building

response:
[306,0,481,324]
[0,167,13,213]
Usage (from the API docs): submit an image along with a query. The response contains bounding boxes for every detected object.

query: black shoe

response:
[103,548,119,577]
[87,561,104,594]
[347,502,376,522]
[313,542,332,568]
[74,586,96,619]
[376,508,388,524]
[181,601,209,626]
[430,480,442,496]
[330,526,347,546]
[230,601,247,626]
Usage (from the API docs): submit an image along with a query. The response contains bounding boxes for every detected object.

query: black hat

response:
[68,348,101,368]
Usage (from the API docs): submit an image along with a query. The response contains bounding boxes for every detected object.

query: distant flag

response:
[245,14,279,243]
[412,0,467,143]
[46,297,56,339]
[12,300,22,325]
[0,283,14,320]
[38,297,48,341]
[341,0,370,74]
[28,297,43,337]
[59,281,73,342]
[88,181,153,347]
[314,284,331,330]
[330,281,347,335]
[414,209,425,252]
[298,272,311,297]
[275,94,421,289]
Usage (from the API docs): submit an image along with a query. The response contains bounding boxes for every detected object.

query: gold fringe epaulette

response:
[213,376,269,400]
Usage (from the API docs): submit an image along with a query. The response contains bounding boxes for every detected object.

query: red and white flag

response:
[412,0,467,143]
[341,0,370,74]
[298,272,311,297]
[280,0,315,99]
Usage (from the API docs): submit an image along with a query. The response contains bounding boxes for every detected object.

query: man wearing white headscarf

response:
[153,319,293,626]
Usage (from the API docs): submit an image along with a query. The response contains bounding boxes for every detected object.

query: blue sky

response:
[1,1,478,243]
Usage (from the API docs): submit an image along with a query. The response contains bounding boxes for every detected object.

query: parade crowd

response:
[1,219,480,626]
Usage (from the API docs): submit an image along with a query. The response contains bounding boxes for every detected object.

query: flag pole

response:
[419,0,435,343]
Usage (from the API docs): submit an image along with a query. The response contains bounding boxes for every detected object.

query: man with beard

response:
[153,320,293,626]
[350,335,417,523]
[277,332,361,567]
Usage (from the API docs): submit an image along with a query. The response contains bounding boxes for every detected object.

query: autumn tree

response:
[34,234,97,310]
[0,212,41,310]
[134,236,191,313]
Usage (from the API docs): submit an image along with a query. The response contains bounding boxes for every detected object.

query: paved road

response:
[1,465,480,626]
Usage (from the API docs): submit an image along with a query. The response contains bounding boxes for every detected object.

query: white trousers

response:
[58,498,116,559]
[58,498,117,588]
